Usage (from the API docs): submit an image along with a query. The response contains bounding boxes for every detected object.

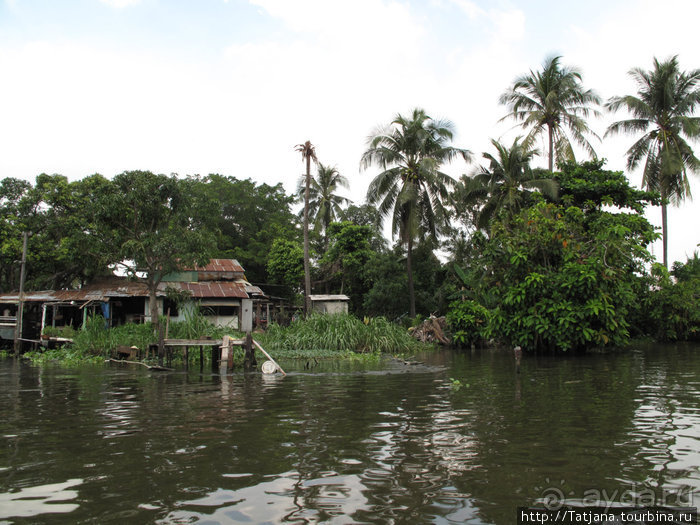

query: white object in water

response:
[261,360,277,374]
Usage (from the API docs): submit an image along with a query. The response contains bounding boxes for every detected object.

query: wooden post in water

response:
[514,346,522,374]
[211,344,219,372]
[158,326,165,367]
[244,332,256,370]
[13,232,28,355]
[219,335,230,372]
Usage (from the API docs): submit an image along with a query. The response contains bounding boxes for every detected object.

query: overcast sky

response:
[1,0,699,266]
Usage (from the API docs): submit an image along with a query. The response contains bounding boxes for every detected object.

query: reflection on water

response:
[0,343,698,524]
[0,478,82,518]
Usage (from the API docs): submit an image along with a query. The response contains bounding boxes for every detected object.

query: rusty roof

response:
[0,280,159,303]
[0,278,253,303]
[180,281,249,299]
[182,259,245,273]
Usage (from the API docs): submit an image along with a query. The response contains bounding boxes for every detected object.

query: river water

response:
[0,344,698,524]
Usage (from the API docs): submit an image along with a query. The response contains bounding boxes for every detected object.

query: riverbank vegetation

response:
[20,312,422,365]
[2,54,699,357]
[259,314,426,357]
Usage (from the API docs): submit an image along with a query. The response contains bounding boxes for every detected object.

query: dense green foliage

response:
[267,238,305,301]
[193,174,299,284]
[1,174,114,292]
[448,161,660,352]
[639,257,700,342]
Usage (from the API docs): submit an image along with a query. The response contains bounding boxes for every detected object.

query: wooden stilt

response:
[243,332,256,370]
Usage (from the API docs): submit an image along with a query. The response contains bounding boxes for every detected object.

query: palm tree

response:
[296,163,350,248]
[459,137,558,231]
[361,108,471,317]
[295,140,317,316]
[499,55,602,172]
[606,56,700,268]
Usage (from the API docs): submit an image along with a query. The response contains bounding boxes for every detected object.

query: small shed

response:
[309,295,350,315]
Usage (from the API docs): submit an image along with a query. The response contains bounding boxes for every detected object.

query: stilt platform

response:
[145,335,284,375]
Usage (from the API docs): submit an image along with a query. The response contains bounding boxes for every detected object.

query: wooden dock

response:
[144,335,284,374]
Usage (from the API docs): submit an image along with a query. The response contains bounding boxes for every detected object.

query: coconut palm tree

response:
[295,140,317,316]
[459,137,558,232]
[361,108,471,317]
[606,56,700,268]
[296,163,350,248]
[499,55,602,172]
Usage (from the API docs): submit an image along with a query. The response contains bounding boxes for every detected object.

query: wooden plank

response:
[162,339,224,346]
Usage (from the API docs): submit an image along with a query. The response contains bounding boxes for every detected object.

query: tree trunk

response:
[407,235,416,318]
[149,285,160,334]
[548,124,554,172]
[303,155,312,317]
[661,199,669,269]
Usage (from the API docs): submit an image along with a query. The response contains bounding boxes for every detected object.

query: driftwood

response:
[105,358,174,371]
[409,316,450,345]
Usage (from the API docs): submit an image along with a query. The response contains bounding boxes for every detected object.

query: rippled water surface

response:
[0,344,698,524]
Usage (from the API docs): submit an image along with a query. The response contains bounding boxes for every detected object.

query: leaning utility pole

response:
[13,232,28,354]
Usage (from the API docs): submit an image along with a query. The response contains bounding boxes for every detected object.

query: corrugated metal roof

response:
[0,278,252,303]
[180,281,249,299]
[183,259,245,273]
[0,280,159,303]
[309,295,350,301]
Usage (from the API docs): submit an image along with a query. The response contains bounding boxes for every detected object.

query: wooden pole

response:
[13,232,28,355]
[253,339,286,376]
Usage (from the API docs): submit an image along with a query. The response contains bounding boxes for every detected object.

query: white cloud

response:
[99,0,141,8]
[448,0,484,19]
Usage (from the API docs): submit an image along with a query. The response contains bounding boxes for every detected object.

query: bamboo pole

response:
[253,339,286,376]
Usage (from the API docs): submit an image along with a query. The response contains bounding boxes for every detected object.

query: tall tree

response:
[499,55,602,171]
[93,171,214,337]
[295,140,317,316]
[192,174,298,283]
[606,56,700,268]
[361,108,471,317]
[0,175,114,293]
[458,137,558,231]
[296,163,350,247]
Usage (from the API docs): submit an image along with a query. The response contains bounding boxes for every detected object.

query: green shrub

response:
[446,299,489,347]
[641,262,700,342]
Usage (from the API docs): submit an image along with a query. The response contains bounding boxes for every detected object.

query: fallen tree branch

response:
[105,358,174,371]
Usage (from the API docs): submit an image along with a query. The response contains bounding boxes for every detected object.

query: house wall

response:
[171,300,241,331]
[312,301,348,315]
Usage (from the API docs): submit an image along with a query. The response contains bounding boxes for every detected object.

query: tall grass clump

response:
[168,308,228,340]
[261,313,425,356]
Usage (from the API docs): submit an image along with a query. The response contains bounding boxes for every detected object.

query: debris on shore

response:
[409,316,450,345]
